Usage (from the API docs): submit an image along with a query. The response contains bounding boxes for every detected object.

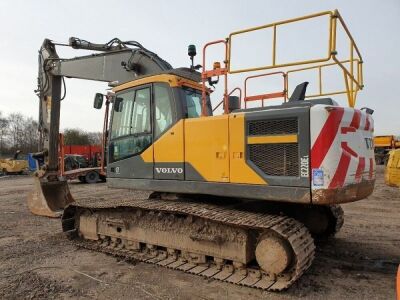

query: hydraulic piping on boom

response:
[29,37,174,217]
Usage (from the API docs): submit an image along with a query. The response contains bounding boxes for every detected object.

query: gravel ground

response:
[0,166,399,299]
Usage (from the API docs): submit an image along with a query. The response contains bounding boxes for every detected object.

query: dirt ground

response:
[0,166,399,300]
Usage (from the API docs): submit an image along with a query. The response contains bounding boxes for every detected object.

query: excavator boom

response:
[29,37,173,217]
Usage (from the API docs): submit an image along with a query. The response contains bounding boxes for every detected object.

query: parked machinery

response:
[0,151,28,175]
[28,10,374,290]
[374,135,400,165]
[385,149,400,187]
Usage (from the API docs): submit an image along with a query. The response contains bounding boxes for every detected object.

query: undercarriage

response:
[62,195,343,291]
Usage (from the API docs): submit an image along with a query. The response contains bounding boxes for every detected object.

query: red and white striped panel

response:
[310,105,375,190]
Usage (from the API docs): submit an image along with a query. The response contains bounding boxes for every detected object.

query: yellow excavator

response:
[385,149,400,187]
[374,135,400,165]
[28,10,375,291]
[0,150,28,175]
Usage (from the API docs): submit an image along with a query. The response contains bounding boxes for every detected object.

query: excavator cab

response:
[104,74,214,182]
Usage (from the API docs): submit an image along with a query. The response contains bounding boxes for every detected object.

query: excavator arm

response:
[29,37,173,217]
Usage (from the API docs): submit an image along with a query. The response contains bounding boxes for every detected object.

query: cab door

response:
[108,85,154,179]
[153,83,184,180]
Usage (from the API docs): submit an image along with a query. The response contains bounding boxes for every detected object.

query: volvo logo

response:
[155,167,183,174]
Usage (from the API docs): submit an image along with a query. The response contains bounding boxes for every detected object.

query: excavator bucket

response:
[27,176,74,218]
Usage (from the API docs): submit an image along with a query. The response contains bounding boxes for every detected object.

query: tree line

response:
[0,111,101,157]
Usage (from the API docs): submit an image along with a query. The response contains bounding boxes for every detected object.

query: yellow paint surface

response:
[385,149,400,187]
[374,135,395,148]
[184,115,229,182]
[113,74,203,93]
[229,114,266,185]
[247,134,298,144]
[154,120,184,163]
[140,145,153,163]
[142,114,268,185]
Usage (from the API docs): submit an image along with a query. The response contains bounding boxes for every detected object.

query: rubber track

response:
[66,197,315,291]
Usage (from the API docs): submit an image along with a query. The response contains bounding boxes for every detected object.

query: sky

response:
[0,0,399,135]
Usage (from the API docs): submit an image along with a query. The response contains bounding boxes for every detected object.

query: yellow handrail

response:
[225,9,363,107]
[286,59,362,105]
[228,11,334,73]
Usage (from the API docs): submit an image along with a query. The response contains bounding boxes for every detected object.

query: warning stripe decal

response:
[350,109,361,129]
[311,106,375,190]
[364,115,371,131]
[328,152,351,189]
[355,157,366,181]
[369,158,374,179]
[328,142,360,189]
[311,108,344,169]
[341,142,358,158]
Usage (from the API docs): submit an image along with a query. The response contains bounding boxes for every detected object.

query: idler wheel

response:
[255,233,293,275]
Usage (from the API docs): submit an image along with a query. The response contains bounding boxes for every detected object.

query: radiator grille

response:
[248,118,298,135]
[249,144,299,176]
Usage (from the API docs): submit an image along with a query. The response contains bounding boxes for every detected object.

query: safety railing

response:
[213,87,242,112]
[228,11,335,73]
[286,59,362,102]
[202,9,364,111]
[244,72,287,108]
[201,40,229,116]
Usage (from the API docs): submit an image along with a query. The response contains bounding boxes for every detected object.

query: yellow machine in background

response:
[385,149,400,187]
[0,158,28,175]
[374,135,400,165]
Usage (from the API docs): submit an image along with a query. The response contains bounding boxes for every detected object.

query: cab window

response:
[182,88,212,118]
[131,88,151,134]
[154,83,173,138]
[110,87,152,162]
[111,89,135,139]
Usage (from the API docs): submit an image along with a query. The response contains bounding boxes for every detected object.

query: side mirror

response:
[114,97,124,112]
[225,96,240,113]
[94,93,104,109]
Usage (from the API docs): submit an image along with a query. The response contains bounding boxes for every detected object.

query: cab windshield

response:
[75,156,87,165]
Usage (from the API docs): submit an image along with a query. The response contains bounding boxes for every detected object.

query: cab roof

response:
[113,68,202,93]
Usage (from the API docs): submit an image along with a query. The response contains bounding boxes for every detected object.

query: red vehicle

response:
[63,144,102,164]
[59,136,106,183]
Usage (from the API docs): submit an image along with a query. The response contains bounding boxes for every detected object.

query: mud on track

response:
[0,166,399,299]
